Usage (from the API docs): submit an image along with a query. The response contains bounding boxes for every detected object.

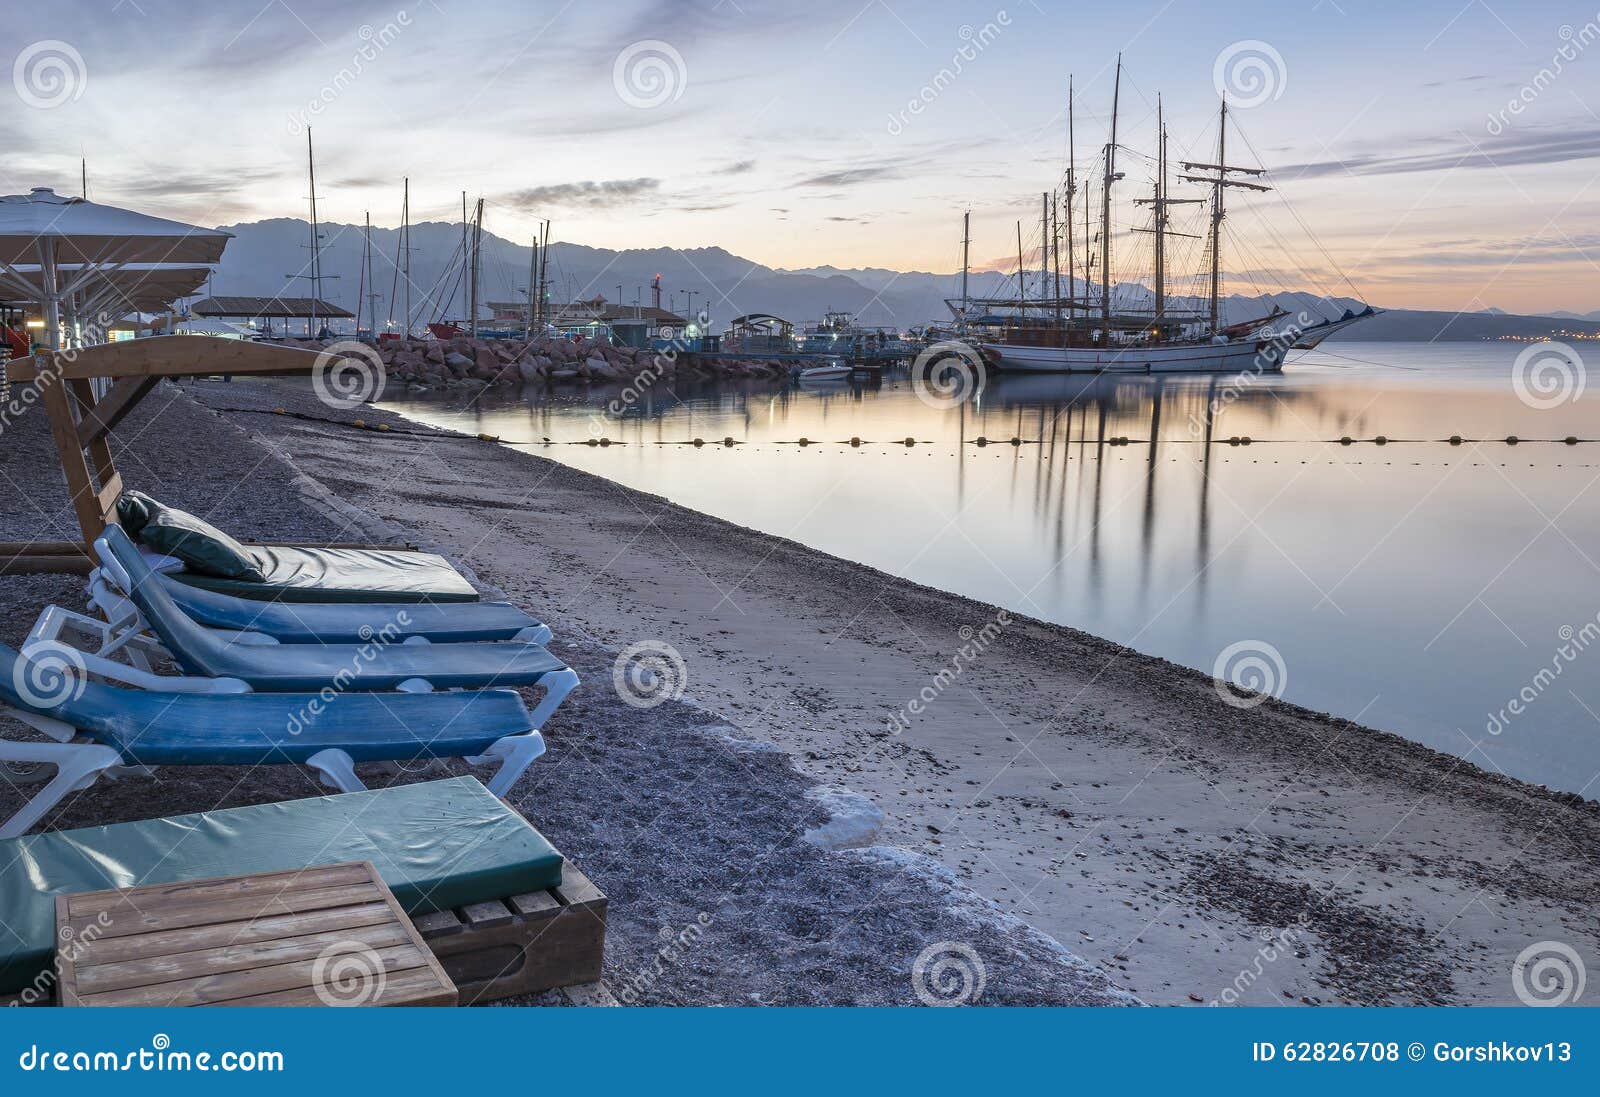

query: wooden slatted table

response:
[55,861,457,1007]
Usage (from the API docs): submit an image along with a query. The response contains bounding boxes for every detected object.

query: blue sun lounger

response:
[88,565,554,646]
[39,527,579,715]
[0,643,550,838]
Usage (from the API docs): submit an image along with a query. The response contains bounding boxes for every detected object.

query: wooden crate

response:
[410,863,608,1005]
[55,862,457,1007]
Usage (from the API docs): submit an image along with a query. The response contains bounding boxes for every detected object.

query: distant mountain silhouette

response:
[205,218,1600,342]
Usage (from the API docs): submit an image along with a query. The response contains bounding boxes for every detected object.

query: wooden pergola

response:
[1,336,331,575]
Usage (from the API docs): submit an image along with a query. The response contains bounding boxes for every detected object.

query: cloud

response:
[715,159,756,175]
[1280,128,1600,179]
[502,178,661,210]
[795,164,902,188]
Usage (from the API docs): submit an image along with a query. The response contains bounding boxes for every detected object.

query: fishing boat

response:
[964,59,1378,375]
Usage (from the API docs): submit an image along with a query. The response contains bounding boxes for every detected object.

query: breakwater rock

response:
[276,336,792,390]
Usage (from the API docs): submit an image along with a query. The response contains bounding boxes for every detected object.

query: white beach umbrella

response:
[0,187,230,349]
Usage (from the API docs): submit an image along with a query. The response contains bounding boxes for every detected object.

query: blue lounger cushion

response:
[100,525,568,691]
[0,642,533,766]
[156,573,545,644]
[0,778,565,995]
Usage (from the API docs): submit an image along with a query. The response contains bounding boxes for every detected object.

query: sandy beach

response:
[175,376,1600,1007]
[5,375,1598,1005]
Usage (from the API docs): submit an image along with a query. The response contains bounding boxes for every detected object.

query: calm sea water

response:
[382,341,1600,794]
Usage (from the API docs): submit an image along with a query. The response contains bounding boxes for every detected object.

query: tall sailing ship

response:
[963,58,1378,374]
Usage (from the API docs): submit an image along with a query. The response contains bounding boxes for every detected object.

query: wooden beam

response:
[0,553,94,576]
[38,373,109,545]
[4,335,328,382]
[77,375,159,447]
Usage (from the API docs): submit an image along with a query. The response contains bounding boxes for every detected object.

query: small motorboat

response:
[796,357,853,382]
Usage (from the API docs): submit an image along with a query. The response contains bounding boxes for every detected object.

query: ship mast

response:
[1100,54,1121,344]
[960,209,970,327]
[1051,190,1061,325]
[1182,99,1270,335]
[1155,100,1165,321]
[469,197,484,338]
[1016,221,1025,312]
[1065,75,1076,319]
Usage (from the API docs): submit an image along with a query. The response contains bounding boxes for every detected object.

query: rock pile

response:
[277,336,792,391]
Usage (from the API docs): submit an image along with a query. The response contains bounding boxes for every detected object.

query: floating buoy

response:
[1240,436,1252,446]
[1010,436,1023,447]
[904,437,916,447]
[850,436,862,447]
[273,407,286,415]
[477,432,497,442]
[1374,435,1388,445]
[353,418,365,428]
[599,437,613,447]
[1227,436,1241,446]
[691,438,705,447]
[976,437,988,447]
[1339,436,1353,446]
[723,436,736,447]
[1505,436,1518,445]
[583,437,599,447]
[377,423,390,432]
[1566,436,1579,445]
[798,437,810,447]
[1449,435,1462,445]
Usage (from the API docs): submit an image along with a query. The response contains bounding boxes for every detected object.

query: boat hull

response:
[979,337,1288,374]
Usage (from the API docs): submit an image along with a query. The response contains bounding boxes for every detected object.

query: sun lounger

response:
[117,491,480,603]
[0,778,604,1003]
[0,644,552,840]
[87,565,554,646]
[41,526,580,706]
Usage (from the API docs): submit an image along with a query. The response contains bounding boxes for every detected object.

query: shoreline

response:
[187,376,1600,1006]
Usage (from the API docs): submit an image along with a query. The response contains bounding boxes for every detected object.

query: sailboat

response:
[970,58,1379,375]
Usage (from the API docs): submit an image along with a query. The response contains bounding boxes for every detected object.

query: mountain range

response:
[204,218,1600,342]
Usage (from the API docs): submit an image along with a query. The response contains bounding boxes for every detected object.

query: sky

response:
[5,0,1600,314]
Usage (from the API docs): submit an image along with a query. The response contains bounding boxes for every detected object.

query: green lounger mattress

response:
[169,545,481,603]
[0,778,564,996]
[117,490,480,603]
